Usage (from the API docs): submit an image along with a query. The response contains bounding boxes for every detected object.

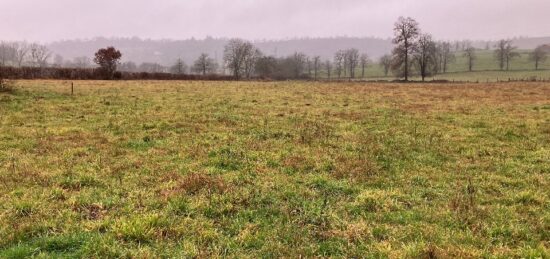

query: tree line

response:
[218,18,547,81]
[1,17,548,81]
[388,17,548,81]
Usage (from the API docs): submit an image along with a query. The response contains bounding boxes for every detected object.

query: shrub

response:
[0,66,234,81]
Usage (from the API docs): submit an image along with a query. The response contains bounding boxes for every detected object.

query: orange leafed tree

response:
[94,46,122,79]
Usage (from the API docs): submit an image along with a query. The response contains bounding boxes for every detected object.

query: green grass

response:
[0,80,549,257]
[432,49,550,82]
[447,49,550,72]
[323,49,550,82]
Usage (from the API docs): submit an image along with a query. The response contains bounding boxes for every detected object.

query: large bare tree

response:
[391,17,420,81]
[413,34,437,82]
[223,39,255,79]
[529,45,548,70]
[494,40,520,71]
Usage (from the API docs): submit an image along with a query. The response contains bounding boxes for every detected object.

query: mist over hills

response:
[47,37,393,66]
[47,36,550,66]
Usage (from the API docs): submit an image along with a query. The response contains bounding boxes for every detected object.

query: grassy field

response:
[0,80,549,258]
[339,49,550,82]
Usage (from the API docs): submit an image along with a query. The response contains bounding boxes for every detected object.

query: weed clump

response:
[297,119,334,145]
[13,202,35,217]
[177,173,228,195]
[450,178,487,231]
[0,78,14,93]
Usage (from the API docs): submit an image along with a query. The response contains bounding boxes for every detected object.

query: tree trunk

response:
[405,39,410,81]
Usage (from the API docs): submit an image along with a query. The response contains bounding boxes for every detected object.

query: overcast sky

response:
[1,0,549,42]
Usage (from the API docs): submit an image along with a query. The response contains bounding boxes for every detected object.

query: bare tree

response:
[437,42,455,73]
[529,45,548,70]
[360,54,369,78]
[14,42,29,67]
[255,56,278,78]
[119,61,137,72]
[290,52,307,78]
[494,40,507,70]
[52,54,64,67]
[244,49,262,78]
[413,34,437,82]
[73,56,92,68]
[463,47,477,72]
[305,57,313,77]
[494,40,520,71]
[344,48,360,79]
[334,50,345,79]
[170,58,187,74]
[223,39,255,79]
[454,41,461,52]
[138,62,165,73]
[391,17,420,81]
[325,60,332,79]
[192,53,217,75]
[379,54,392,76]
[312,56,321,80]
[29,43,51,68]
[461,40,472,51]
[0,42,17,66]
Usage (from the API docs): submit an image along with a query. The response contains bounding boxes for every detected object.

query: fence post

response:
[71,82,74,95]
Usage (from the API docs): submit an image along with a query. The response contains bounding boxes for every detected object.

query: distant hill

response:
[509,36,550,49]
[47,37,391,66]
[47,36,550,66]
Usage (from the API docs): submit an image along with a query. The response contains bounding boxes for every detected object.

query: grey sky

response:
[1,0,549,42]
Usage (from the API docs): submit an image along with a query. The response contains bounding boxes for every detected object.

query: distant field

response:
[0,80,549,257]
[341,49,550,82]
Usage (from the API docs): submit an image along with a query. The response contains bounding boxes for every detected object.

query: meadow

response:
[0,80,549,258]
[351,49,550,82]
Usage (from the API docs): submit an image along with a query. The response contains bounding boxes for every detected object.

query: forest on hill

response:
[47,36,550,67]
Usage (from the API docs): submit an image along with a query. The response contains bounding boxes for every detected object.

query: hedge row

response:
[0,66,234,81]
